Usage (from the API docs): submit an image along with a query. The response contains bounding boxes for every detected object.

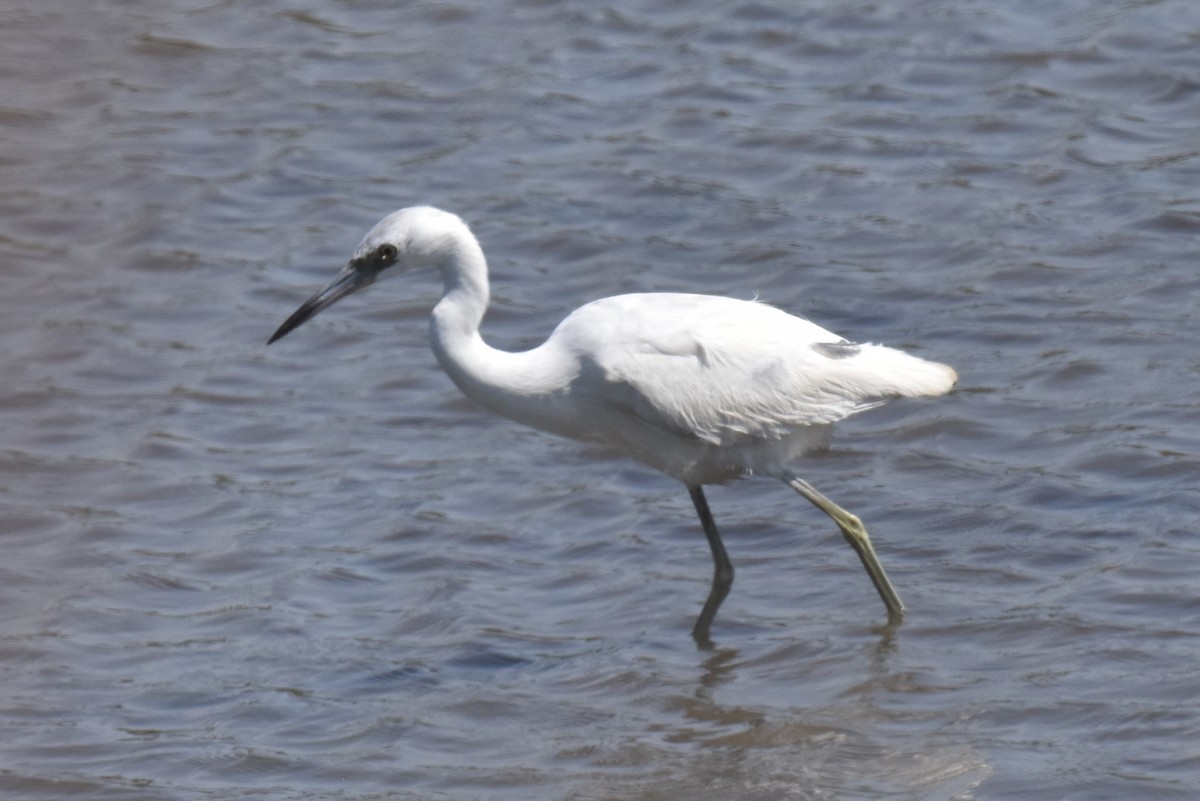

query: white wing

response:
[555,293,956,447]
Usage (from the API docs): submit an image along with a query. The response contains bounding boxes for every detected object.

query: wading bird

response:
[269,207,956,641]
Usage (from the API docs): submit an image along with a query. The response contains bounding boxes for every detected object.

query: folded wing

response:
[560,294,956,447]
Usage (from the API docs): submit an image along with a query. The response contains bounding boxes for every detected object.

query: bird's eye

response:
[378,244,398,262]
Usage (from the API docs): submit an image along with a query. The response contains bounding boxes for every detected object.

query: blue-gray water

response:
[3,1,1198,798]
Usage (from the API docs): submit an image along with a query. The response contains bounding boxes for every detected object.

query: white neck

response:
[427,235,578,435]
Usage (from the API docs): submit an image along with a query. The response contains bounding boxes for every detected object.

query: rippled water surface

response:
[3,1,1199,798]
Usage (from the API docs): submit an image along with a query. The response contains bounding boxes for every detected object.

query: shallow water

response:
[2,0,1199,798]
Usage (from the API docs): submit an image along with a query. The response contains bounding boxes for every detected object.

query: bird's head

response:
[267,206,470,345]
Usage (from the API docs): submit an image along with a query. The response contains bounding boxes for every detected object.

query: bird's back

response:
[543,293,955,482]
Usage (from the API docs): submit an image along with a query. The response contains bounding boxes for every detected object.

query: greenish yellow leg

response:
[786,477,905,621]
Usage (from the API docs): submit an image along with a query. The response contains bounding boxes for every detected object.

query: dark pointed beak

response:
[268,261,377,345]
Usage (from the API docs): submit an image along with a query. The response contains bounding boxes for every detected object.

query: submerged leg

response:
[688,484,734,643]
[785,476,905,621]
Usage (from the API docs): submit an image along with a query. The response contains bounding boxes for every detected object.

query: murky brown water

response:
[2,0,1199,798]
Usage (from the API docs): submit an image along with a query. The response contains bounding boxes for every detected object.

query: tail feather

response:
[845,344,957,401]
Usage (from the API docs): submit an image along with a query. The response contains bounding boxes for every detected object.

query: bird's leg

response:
[785,477,905,622]
[688,484,734,644]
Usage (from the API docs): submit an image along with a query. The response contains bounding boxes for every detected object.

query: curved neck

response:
[429,234,495,392]
[427,242,578,434]
[430,232,491,354]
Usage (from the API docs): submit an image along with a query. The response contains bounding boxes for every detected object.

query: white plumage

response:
[270,206,956,641]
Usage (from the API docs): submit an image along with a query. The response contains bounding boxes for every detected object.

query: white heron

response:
[269,206,956,641]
